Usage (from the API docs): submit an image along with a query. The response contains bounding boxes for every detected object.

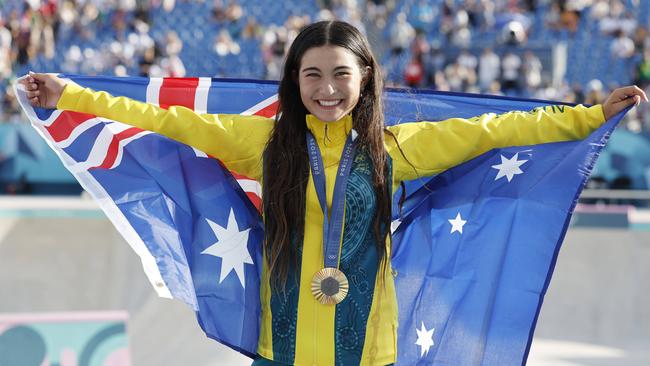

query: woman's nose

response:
[319,79,336,95]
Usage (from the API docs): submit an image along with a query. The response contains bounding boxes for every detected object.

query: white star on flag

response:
[491,152,528,182]
[201,209,253,288]
[415,321,435,358]
[448,212,467,234]
[391,219,402,234]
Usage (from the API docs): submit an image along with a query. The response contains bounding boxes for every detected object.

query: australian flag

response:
[14,76,625,365]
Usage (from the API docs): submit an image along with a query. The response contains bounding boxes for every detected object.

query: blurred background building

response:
[0,1,649,365]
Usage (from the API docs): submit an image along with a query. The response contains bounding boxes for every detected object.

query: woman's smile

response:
[316,99,343,107]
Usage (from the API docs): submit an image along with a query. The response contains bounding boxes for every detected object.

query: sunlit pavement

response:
[529,338,650,366]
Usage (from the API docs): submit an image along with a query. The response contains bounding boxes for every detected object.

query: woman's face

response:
[298,45,366,122]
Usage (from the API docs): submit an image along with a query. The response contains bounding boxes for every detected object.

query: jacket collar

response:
[305,114,353,146]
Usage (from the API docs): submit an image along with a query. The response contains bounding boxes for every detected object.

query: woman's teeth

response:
[318,100,341,106]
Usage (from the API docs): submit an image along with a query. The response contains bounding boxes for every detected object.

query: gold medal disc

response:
[311,267,349,305]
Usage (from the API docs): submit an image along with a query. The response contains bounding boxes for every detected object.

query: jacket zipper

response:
[324,123,329,146]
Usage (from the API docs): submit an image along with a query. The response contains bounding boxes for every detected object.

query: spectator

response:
[111,8,129,41]
[533,78,571,101]
[559,0,584,33]
[162,0,176,13]
[14,7,33,65]
[501,52,521,95]
[365,0,388,29]
[478,47,500,91]
[632,26,649,53]
[444,61,465,92]
[212,0,227,23]
[57,0,78,41]
[486,80,503,96]
[521,0,538,13]
[214,29,241,57]
[432,70,451,91]
[139,44,158,77]
[570,82,585,104]
[35,0,57,60]
[411,0,435,33]
[635,50,650,89]
[544,2,562,31]
[450,9,472,48]
[444,59,475,92]
[242,17,262,40]
[599,0,626,36]
[464,0,482,29]
[457,49,478,86]
[165,31,183,57]
[522,51,542,91]
[261,26,287,80]
[225,0,244,37]
[610,29,635,59]
[500,20,527,46]
[404,54,424,88]
[411,30,430,60]
[423,44,445,87]
[341,7,366,36]
[590,0,609,21]
[618,11,637,37]
[0,15,12,79]
[226,1,244,24]
[389,12,415,56]
[128,20,154,60]
[162,31,186,77]
[584,79,606,105]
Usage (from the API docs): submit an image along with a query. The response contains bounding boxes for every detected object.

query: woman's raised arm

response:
[385,86,647,183]
[22,72,273,180]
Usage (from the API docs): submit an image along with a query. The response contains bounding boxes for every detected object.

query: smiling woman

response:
[297,45,370,122]
[20,19,648,366]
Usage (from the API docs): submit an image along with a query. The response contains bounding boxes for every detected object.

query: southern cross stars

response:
[415,321,435,357]
[491,152,528,182]
[201,209,253,288]
[448,212,467,234]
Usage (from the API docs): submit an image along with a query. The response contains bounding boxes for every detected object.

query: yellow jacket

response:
[57,82,605,365]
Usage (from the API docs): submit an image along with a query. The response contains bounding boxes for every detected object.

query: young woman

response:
[23,20,646,366]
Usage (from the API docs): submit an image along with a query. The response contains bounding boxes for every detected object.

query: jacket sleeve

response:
[56,82,273,181]
[384,104,606,182]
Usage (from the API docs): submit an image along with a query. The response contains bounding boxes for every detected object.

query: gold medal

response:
[311,267,349,305]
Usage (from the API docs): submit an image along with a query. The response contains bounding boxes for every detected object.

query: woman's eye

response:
[306,73,319,78]
[336,72,350,77]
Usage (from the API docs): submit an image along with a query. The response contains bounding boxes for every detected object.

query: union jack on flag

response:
[15,75,625,365]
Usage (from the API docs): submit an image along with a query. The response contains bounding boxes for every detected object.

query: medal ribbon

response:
[306,131,356,268]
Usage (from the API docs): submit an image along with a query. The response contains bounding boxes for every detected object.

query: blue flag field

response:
[14,76,625,365]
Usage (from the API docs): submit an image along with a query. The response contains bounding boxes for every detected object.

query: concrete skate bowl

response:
[0,199,648,366]
[0,210,250,366]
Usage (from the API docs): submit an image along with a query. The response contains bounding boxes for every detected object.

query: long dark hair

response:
[262,21,390,290]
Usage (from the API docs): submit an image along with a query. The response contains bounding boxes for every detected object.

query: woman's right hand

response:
[20,72,68,109]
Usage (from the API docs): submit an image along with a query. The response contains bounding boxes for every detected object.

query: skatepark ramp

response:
[0,197,648,366]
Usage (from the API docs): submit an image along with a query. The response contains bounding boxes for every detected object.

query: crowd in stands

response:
[0,0,649,132]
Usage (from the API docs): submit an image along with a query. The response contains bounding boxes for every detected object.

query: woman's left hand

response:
[602,85,648,120]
